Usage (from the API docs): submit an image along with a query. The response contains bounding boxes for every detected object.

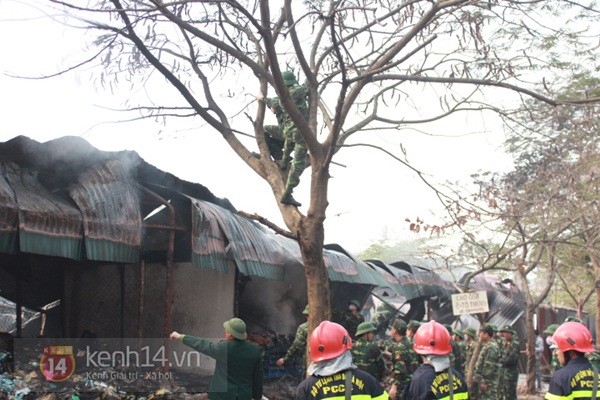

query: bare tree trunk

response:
[525,307,537,394]
[299,164,332,334]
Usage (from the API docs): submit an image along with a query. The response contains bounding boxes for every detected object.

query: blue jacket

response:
[403,364,469,400]
[545,356,597,400]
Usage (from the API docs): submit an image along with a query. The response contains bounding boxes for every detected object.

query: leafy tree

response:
[34,0,600,334]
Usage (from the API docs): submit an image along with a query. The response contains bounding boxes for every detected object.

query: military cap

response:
[282,71,298,86]
[407,320,421,331]
[392,319,408,331]
[543,323,559,335]
[223,317,247,340]
[356,322,377,336]
[499,325,516,335]
[349,299,362,308]
[479,324,495,336]
[303,305,310,315]
[463,327,477,339]
[486,324,497,332]
[453,329,464,339]
[565,316,583,324]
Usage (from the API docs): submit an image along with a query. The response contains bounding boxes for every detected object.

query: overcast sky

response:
[0,1,514,253]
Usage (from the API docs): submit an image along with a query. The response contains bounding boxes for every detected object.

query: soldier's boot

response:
[280,191,301,207]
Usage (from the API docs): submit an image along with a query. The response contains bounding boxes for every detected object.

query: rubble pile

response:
[0,332,303,400]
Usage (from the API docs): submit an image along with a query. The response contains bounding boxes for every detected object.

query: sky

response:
[0,1,514,254]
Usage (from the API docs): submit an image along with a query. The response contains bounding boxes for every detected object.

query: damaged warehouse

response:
[2,135,587,396]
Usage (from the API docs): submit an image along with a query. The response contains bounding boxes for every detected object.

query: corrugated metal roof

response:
[192,200,295,280]
[365,260,423,300]
[0,163,19,254]
[391,261,456,298]
[68,159,141,263]
[189,199,392,287]
[464,274,524,327]
[3,161,84,260]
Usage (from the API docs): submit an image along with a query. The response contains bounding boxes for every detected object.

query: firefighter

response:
[545,321,597,400]
[403,320,469,399]
[294,321,389,400]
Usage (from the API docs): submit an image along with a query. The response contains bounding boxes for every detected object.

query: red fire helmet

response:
[309,321,352,362]
[552,321,595,353]
[413,320,452,355]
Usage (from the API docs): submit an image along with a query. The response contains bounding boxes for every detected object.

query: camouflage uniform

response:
[266,72,309,205]
[282,321,309,376]
[473,340,501,400]
[388,336,419,393]
[499,337,520,400]
[450,339,464,376]
[352,338,386,381]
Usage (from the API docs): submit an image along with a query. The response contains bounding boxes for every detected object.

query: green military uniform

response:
[351,322,386,381]
[340,300,365,339]
[473,339,501,400]
[181,318,263,400]
[283,322,309,364]
[389,336,419,392]
[265,71,308,207]
[543,324,561,375]
[499,326,520,400]
[462,327,477,376]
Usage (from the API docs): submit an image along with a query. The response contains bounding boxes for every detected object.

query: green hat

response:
[407,320,421,331]
[392,319,407,331]
[303,305,310,315]
[500,325,516,335]
[282,71,297,87]
[223,317,247,340]
[463,327,477,339]
[565,316,583,324]
[453,329,464,339]
[486,324,497,332]
[543,324,559,335]
[349,299,361,308]
[356,322,377,336]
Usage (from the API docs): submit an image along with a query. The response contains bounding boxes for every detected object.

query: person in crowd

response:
[403,320,469,399]
[473,324,501,400]
[276,304,309,377]
[170,318,263,400]
[385,319,419,399]
[499,325,520,400]
[545,321,596,400]
[462,327,478,377]
[340,299,365,340]
[352,322,386,381]
[535,329,544,390]
[294,321,388,400]
[407,320,421,345]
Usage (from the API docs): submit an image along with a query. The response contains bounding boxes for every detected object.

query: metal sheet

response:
[4,162,83,260]
[0,163,19,254]
[68,159,141,262]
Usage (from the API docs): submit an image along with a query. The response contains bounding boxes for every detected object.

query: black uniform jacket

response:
[403,364,469,400]
[295,367,388,400]
[545,357,597,400]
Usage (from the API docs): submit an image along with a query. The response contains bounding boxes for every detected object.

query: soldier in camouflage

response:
[462,327,478,378]
[499,325,520,400]
[340,299,365,340]
[473,325,501,400]
[406,320,420,346]
[543,324,561,378]
[445,325,464,377]
[452,328,467,377]
[385,319,419,399]
[276,304,309,377]
[264,71,309,207]
[351,322,386,381]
